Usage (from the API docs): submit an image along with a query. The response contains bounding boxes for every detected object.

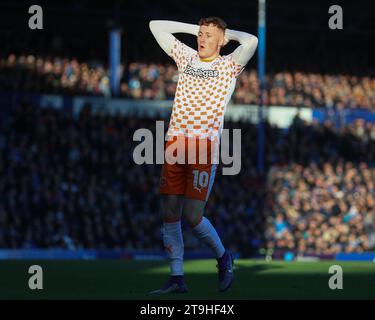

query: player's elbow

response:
[149,20,159,33]
[149,20,156,32]
[242,35,258,56]
[149,20,163,33]
[246,35,258,50]
[253,36,258,47]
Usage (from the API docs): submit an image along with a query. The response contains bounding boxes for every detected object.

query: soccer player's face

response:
[197,24,224,59]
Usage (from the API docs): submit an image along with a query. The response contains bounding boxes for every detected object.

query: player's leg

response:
[183,138,234,292]
[149,194,188,294]
[161,194,185,278]
[183,198,225,259]
[182,170,233,291]
[150,139,188,294]
[184,137,224,258]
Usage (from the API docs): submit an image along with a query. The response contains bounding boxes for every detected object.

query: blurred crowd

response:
[0,102,374,255]
[265,162,375,255]
[1,54,374,111]
[234,70,375,111]
[264,117,375,255]
[0,54,111,96]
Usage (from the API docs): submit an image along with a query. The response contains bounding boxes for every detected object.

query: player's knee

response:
[182,200,205,227]
[162,196,183,222]
[163,206,181,222]
[185,213,203,228]
[163,212,181,223]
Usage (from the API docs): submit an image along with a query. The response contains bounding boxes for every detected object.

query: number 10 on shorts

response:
[192,170,209,193]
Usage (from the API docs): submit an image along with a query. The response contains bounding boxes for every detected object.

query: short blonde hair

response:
[198,17,227,32]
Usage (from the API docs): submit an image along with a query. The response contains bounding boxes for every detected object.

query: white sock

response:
[192,217,225,259]
[163,221,184,276]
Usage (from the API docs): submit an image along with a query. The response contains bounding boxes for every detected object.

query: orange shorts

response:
[159,136,219,202]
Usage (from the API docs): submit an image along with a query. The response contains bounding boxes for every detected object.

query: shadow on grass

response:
[138,261,375,300]
[0,260,374,300]
[233,262,284,274]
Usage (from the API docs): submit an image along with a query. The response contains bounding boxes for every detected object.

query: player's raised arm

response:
[225,28,258,67]
[149,20,199,55]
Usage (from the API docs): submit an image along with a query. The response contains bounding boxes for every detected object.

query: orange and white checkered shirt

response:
[167,38,244,141]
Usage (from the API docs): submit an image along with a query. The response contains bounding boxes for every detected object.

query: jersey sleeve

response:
[170,38,196,72]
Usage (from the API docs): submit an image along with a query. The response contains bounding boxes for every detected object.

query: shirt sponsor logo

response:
[183,65,219,79]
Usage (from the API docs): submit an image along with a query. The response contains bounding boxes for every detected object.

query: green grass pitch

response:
[0,259,374,300]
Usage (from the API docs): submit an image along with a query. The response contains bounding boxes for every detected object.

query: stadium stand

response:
[1,55,374,110]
